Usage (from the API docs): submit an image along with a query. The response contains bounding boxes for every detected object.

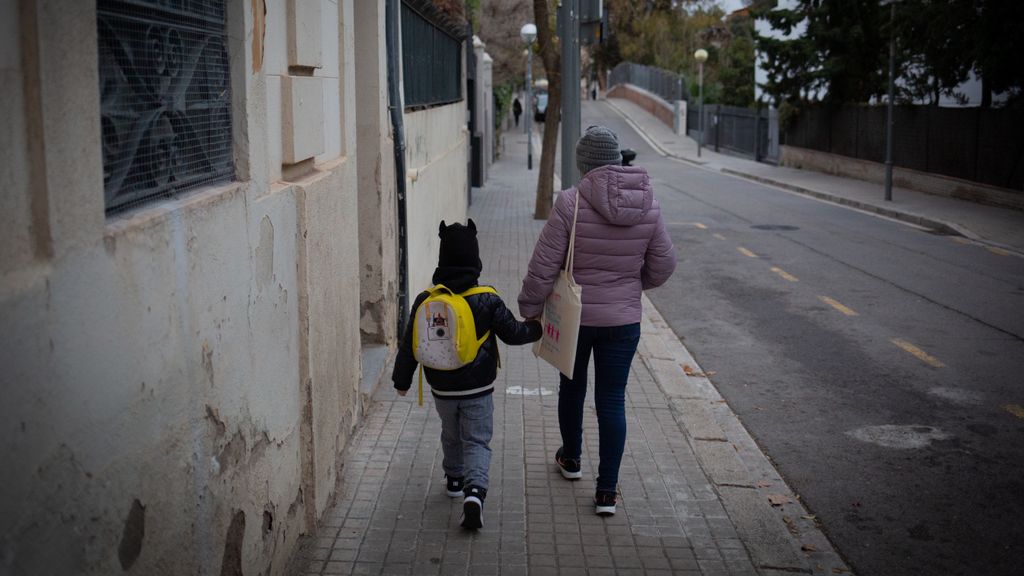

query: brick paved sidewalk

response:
[294,131,850,576]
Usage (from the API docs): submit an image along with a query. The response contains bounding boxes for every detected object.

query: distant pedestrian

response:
[512,97,523,127]
[518,126,676,516]
[393,219,541,530]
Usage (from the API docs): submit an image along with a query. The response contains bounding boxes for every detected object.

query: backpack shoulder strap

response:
[460,285,498,298]
[427,284,455,296]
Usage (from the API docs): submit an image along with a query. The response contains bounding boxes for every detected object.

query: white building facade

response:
[0,0,470,574]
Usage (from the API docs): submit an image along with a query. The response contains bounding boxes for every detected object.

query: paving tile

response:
[292,132,802,576]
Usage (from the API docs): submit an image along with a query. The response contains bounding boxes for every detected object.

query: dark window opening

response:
[401,1,463,109]
[97,0,233,214]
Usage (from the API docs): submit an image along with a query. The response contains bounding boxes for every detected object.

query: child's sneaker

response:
[461,486,486,530]
[594,490,617,516]
[555,447,582,480]
[444,475,464,498]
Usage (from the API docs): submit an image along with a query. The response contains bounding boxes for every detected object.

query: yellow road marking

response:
[818,296,858,316]
[713,233,727,240]
[694,222,708,230]
[770,267,799,282]
[891,338,945,368]
[986,246,1011,256]
[952,237,971,245]
[737,246,758,258]
[1004,404,1024,419]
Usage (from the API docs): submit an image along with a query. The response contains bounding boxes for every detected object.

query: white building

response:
[0,0,470,574]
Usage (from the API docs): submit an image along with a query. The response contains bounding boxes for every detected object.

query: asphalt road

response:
[577,101,1024,576]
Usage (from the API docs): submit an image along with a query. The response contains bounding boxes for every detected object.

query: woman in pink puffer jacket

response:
[519,125,677,516]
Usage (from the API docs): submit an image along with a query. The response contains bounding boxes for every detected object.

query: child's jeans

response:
[434,394,494,493]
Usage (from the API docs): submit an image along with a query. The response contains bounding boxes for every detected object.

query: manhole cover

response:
[751,224,799,231]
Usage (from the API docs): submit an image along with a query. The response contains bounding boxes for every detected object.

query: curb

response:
[717,168,963,236]
[607,97,1024,258]
[637,294,853,576]
[716,169,1024,258]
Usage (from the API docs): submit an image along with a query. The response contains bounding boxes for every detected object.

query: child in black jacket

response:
[393,219,541,530]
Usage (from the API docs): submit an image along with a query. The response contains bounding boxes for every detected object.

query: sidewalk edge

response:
[608,96,1024,257]
[638,293,854,576]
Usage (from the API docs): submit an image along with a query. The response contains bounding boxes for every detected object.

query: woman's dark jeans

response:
[558,323,641,492]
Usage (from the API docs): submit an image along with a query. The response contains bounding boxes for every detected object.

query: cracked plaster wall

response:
[0,1,365,575]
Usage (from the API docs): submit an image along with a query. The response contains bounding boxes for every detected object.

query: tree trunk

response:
[981,73,992,108]
[533,0,561,220]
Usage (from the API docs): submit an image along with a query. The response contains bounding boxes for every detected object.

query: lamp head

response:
[520,23,537,44]
[694,49,708,63]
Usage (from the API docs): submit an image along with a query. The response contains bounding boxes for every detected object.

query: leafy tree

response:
[532,0,561,219]
[893,0,973,106]
[718,12,756,107]
[973,0,1024,107]
[756,0,888,105]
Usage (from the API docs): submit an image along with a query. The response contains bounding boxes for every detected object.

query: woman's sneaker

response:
[555,447,582,480]
[444,475,464,498]
[595,490,617,516]
[461,486,486,530]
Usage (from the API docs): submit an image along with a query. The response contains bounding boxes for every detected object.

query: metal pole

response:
[527,48,533,170]
[884,1,895,201]
[560,0,581,187]
[698,62,704,158]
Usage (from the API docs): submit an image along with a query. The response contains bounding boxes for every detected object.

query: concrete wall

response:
[471,37,494,181]
[404,101,471,297]
[780,145,1024,211]
[355,0,398,346]
[0,1,378,574]
[608,83,682,134]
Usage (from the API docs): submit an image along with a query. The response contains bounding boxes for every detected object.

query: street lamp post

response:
[521,23,537,171]
[882,0,899,201]
[694,49,708,158]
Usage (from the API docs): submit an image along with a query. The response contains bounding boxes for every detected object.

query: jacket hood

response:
[576,165,652,226]
[432,265,480,293]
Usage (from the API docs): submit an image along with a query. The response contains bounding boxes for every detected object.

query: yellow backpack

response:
[412,284,497,370]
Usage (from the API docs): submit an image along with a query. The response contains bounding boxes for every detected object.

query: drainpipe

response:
[385,0,409,337]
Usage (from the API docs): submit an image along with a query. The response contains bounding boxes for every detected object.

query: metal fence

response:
[609,62,687,103]
[688,104,779,163]
[97,0,233,213]
[401,1,463,109]
[784,105,1023,190]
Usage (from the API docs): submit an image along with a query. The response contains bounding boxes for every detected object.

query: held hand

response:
[397,389,408,397]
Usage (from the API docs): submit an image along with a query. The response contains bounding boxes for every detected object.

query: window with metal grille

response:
[97,0,233,213]
[401,1,463,109]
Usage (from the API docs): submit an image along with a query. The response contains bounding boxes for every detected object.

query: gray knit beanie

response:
[575,125,622,176]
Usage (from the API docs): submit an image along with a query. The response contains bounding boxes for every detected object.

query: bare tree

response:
[477,0,533,87]
[532,0,561,220]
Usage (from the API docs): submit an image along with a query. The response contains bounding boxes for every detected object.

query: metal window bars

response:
[97,0,233,213]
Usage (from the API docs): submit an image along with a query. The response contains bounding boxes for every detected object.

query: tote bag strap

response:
[564,189,580,283]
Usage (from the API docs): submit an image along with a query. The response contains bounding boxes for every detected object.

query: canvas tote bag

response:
[533,190,583,379]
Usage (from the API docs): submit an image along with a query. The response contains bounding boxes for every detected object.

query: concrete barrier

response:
[608,83,684,135]
[781,145,1024,211]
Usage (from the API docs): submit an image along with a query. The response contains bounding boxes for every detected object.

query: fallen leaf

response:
[705,371,717,376]
[681,363,714,378]
[801,544,817,552]
[802,515,817,520]
[768,494,792,506]
[832,568,850,574]
[756,480,771,488]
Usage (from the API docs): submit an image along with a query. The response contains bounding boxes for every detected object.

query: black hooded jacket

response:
[393,265,541,399]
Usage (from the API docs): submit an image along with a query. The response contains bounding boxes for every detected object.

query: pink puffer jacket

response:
[518,165,677,327]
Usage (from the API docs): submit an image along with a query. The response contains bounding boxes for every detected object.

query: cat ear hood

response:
[437,219,482,271]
